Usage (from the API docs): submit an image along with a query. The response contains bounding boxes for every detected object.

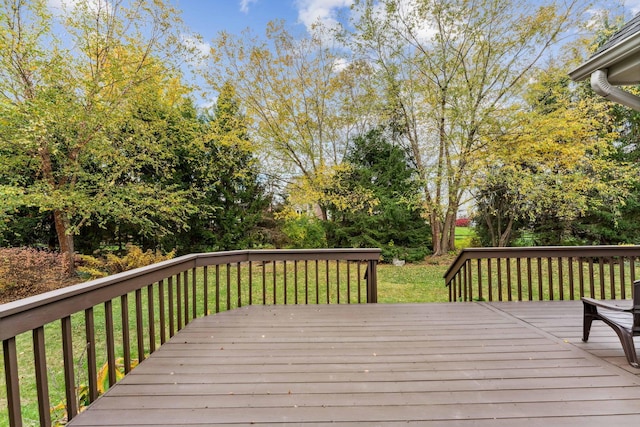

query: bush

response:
[77,245,175,280]
[456,218,471,227]
[381,242,431,263]
[0,247,68,295]
[280,214,327,249]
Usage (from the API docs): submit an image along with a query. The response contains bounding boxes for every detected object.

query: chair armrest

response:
[582,297,633,313]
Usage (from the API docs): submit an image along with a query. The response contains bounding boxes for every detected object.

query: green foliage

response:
[325,128,431,261]
[281,213,328,249]
[473,62,637,247]
[0,0,194,271]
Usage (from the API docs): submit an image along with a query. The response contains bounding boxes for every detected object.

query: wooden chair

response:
[582,280,640,368]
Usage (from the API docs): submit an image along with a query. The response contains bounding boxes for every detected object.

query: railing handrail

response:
[0,248,381,341]
[444,245,640,284]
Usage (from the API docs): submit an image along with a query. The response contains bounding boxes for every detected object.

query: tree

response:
[0,0,191,272]
[325,128,431,261]
[347,0,584,255]
[473,63,636,246]
[202,81,269,250]
[205,21,374,220]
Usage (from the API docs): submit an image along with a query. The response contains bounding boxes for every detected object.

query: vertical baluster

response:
[516,258,522,301]
[192,267,197,319]
[588,259,595,298]
[599,258,605,299]
[84,308,98,403]
[33,326,51,427]
[468,261,474,301]
[579,258,585,298]
[283,260,288,305]
[272,261,277,305]
[609,259,616,299]
[3,337,21,427]
[168,276,175,336]
[237,262,242,308]
[294,260,299,304]
[477,259,483,301]
[176,273,182,331]
[305,260,310,304]
[216,264,222,312]
[546,258,553,300]
[462,262,468,301]
[108,299,119,383]
[61,316,78,420]
[631,257,637,297]
[315,260,320,304]
[227,263,232,310]
[325,260,330,304]
[558,258,564,301]
[183,270,189,326]
[261,262,266,305]
[568,257,575,300]
[347,260,351,304]
[537,258,543,301]
[506,258,512,301]
[357,261,361,304]
[159,279,166,344]
[497,258,502,302]
[203,267,208,316]
[148,284,156,354]
[620,257,626,300]
[487,258,493,302]
[119,294,131,376]
[248,261,253,306]
[527,258,533,301]
[135,288,145,363]
[336,260,341,304]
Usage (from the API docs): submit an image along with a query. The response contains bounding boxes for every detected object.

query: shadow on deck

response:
[67,301,640,426]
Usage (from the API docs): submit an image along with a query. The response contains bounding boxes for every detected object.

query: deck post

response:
[366,259,378,303]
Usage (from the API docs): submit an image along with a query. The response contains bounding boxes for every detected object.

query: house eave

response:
[569,32,640,84]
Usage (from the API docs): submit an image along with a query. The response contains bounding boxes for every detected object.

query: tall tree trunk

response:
[430,213,443,256]
[498,217,514,247]
[53,210,75,275]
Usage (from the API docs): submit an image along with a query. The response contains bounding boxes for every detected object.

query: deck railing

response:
[0,248,380,427]
[444,246,640,302]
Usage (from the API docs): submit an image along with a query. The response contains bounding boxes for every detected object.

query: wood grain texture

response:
[67,302,640,426]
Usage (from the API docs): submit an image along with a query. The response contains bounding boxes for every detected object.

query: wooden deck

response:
[67,301,640,426]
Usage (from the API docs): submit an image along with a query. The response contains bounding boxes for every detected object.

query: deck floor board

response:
[67,301,640,426]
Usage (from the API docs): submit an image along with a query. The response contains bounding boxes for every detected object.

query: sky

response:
[175,0,640,43]
[174,0,352,41]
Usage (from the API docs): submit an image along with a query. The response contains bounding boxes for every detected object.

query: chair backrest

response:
[634,280,640,334]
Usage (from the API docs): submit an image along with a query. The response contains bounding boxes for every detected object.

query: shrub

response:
[455,217,471,227]
[0,247,68,295]
[77,245,175,280]
[280,214,327,249]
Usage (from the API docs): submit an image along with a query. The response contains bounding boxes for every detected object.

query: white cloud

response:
[181,34,211,67]
[239,0,258,14]
[295,0,354,32]
[47,0,113,16]
[332,57,349,72]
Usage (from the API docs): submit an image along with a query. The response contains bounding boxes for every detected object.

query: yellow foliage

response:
[51,358,141,426]
[283,164,379,217]
[77,245,175,279]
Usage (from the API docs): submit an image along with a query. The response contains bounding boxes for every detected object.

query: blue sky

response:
[175,0,352,41]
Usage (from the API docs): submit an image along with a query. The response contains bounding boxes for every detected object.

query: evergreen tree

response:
[192,82,269,251]
[326,128,431,261]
